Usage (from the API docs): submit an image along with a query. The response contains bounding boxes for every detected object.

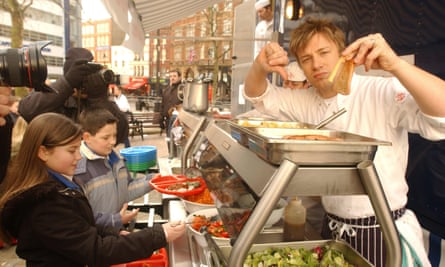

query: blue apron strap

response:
[400,233,424,267]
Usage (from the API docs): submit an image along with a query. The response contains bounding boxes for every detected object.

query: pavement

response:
[0,129,169,266]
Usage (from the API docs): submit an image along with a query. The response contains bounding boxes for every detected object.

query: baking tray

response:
[219,240,373,267]
[228,119,391,166]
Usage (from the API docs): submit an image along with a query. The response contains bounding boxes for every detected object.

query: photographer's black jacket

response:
[19,77,129,145]
[406,133,445,239]
[0,114,13,183]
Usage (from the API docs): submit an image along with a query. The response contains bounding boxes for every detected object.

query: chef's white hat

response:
[255,0,271,10]
[286,62,306,81]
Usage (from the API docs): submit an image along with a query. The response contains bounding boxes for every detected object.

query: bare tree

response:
[0,0,80,48]
[0,0,33,48]
[202,4,232,105]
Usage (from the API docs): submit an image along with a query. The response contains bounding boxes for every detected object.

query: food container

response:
[228,119,391,166]
[219,240,373,267]
[149,176,207,197]
[120,146,157,172]
[181,198,215,214]
[110,247,168,267]
[185,208,230,247]
[181,188,215,213]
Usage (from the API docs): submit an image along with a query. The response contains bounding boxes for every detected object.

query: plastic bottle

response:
[283,196,306,241]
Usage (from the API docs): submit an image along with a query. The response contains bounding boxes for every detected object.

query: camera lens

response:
[0,41,51,91]
[100,69,115,84]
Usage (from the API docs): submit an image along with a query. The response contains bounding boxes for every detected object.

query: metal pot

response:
[178,79,210,113]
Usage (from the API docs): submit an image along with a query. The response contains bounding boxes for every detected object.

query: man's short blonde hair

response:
[289,17,346,63]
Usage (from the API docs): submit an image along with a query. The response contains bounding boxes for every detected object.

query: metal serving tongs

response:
[200,226,229,267]
[315,107,347,129]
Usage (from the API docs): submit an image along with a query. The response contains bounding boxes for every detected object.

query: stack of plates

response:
[120,146,157,172]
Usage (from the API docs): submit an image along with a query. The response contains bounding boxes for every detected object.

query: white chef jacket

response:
[244,74,445,218]
[254,19,273,58]
[114,94,130,113]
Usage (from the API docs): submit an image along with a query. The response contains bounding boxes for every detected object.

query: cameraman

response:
[19,48,129,145]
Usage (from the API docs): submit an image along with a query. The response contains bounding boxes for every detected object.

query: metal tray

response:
[229,119,391,166]
[219,240,373,267]
[235,118,314,129]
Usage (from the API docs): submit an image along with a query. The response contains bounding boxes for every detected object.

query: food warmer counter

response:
[176,111,402,267]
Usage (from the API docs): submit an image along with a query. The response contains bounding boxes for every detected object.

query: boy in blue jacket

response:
[74,108,154,229]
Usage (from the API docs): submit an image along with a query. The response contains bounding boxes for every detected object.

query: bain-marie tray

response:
[228,119,391,166]
[219,240,373,267]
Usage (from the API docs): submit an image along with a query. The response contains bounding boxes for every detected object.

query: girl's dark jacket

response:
[1,180,167,267]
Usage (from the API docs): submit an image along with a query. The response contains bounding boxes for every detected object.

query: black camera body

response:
[85,62,115,84]
[0,40,52,92]
[80,62,115,98]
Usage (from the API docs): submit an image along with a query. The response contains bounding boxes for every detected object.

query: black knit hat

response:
[63,48,94,74]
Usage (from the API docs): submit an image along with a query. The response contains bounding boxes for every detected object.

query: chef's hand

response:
[256,42,289,81]
[342,33,401,73]
[162,221,186,242]
[120,203,139,225]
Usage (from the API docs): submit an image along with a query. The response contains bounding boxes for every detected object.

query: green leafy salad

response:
[243,245,355,267]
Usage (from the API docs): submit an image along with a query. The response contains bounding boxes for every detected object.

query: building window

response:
[174,46,182,61]
[97,23,110,33]
[223,43,230,60]
[200,23,207,37]
[200,46,205,60]
[83,25,95,35]
[161,48,166,62]
[223,19,232,36]
[224,1,233,12]
[186,24,194,37]
[25,7,63,25]
[174,27,182,37]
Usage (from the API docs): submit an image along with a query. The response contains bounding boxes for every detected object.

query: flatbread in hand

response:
[328,57,354,95]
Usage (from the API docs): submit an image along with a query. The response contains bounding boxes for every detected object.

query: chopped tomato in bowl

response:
[185,208,230,247]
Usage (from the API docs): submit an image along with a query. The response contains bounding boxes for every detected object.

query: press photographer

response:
[18,46,129,146]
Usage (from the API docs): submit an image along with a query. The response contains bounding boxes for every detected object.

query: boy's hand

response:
[120,203,139,225]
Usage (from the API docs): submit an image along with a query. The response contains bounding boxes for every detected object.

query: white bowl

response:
[264,198,287,228]
[185,208,230,248]
[181,198,215,214]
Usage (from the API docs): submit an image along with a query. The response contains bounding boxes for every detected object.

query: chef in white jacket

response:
[254,0,274,58]
[244,17,445,267]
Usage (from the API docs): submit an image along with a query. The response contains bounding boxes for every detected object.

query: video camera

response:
[0,40,52,92]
